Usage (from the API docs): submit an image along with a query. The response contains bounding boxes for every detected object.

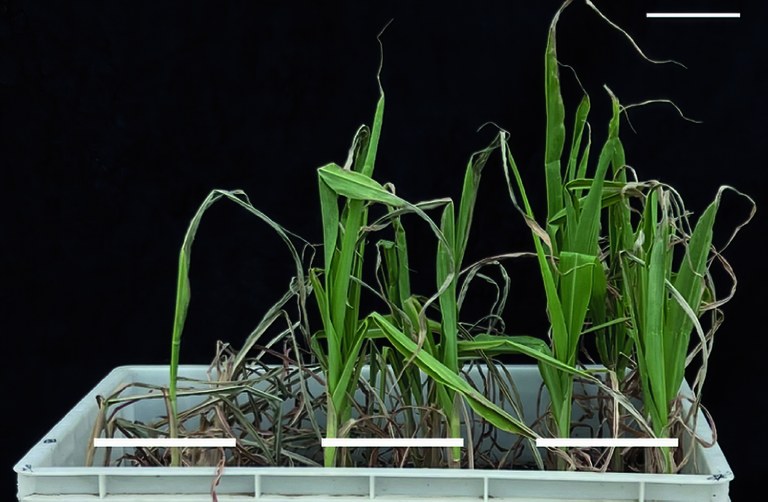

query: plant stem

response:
[323,402,337,467]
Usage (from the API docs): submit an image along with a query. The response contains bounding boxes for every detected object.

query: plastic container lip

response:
[15,365,733,501]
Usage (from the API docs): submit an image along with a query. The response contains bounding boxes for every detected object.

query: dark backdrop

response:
[3,0,764,499]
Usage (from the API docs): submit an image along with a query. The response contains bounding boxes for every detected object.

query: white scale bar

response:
[647,13,740,19]
[94,437,673,448]
[537,438,678,448]
[93,438,236,448]
[322,438,464,448]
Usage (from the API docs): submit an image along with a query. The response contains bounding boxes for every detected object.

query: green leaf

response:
[318,164,405,207]
[572,142,615,253]
[558,251,596,361]
[318,171,340,281]
[457,334,591,379]
[361,94,385,177]
[393,216,412,302]
[330,320,369,413]
[437,203,458,373]
[644,234,669,434]
[544,11,566,223]
[566,95,591,183]
[371,313,537,439]
[665,197,719,398]
[456,137,498,264]
[572,91,620,254]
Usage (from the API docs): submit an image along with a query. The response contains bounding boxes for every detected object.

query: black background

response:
[3,0,765,499]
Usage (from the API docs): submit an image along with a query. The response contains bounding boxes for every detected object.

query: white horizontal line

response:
[646,13,740,19]
[93,438,236,448]
[537,438,678,448]
[322,438,464,448]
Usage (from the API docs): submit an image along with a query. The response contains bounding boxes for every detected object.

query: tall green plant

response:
[312,83,385,465]
[502,0,755,472]
[433,140,501,465]
[370,142,516,466]
[314,144,543,466]
[618,185,738,472]
[502,0,620,446]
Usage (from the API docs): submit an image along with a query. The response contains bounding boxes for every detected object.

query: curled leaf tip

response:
[375,19,394,93]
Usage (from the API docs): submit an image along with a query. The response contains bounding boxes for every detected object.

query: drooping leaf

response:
[371,313,537,439]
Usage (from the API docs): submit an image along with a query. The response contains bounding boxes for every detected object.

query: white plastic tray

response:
[15,365,733,501]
